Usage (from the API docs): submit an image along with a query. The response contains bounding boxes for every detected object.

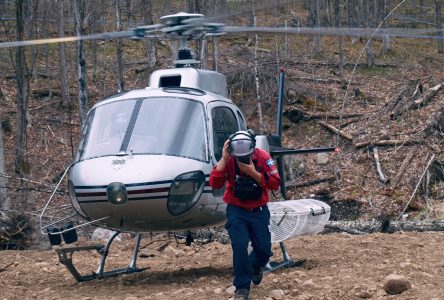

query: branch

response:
[399,154,435,219]
[286,176,336,188]
[391,150,415,188]
[354,139,422,149]
[412,83,443,107]
[317,121,353,141]
[288,76,345,84]
[325,219,444,234]
[371,146,388,184]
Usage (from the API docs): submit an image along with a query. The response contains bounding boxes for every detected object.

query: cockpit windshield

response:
[76,97,207,162]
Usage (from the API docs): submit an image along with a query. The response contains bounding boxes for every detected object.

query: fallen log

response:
[354,139,422,149]
[412,83,443,107]
[371,146,388,184]
[338,118,360,129]
[318,121,353,141]
[286,176,336,188]
[324,219,444,234]
[0,262,14,273]
[391,150,415,188]
[289,76,345,85]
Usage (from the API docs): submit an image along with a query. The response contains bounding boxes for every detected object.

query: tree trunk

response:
[252,0,264,133]
[381,0,390,54]
[435,0,444,53]
[364,0,375,67]
[0,125,10,212]
[200,38,207,70]
[311,0,322,53]
[212,37,219,72]
[335,0,344,86]
[74,0,89,127]
[115,0,124,92]
[58,0,70,108]
[14,0,29,208]
[347,0,355,27]
[141,0,157,68]
[27,0,38,80]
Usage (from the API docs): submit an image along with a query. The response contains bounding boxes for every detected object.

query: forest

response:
[0,0,443,244]
[0,1,444,299]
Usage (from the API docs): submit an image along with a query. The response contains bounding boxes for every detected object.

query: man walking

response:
[209,130,281,300]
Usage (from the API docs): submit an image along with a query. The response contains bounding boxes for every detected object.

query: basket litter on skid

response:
[268,199,331,243]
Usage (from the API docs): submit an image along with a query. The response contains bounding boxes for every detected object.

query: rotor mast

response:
[159,12,205,68]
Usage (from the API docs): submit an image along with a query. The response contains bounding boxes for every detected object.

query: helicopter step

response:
[55,232,146,282]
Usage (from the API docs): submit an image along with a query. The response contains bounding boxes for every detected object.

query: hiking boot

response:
[235,288,249,300]
[251,265,263,285]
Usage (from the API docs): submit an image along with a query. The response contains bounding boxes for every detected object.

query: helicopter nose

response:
[106,182,128,205]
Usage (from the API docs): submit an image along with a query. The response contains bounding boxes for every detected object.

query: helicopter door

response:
[209,104,240,163]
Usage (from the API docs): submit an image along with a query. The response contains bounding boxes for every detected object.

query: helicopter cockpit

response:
[76,96,207,162]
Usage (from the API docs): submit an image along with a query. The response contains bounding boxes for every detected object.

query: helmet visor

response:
[230,139,253,157]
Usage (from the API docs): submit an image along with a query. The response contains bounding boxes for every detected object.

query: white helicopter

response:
[27,12,336,282]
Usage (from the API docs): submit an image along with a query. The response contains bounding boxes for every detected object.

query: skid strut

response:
[264,241,305,273]
[55,232,146,282]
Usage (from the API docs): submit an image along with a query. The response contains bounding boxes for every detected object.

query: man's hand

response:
[216,139,231,171]
[221,139,230,161]
[237,160,262,185]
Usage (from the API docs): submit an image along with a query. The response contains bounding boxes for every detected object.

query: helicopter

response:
[0,8,354,282]
[25,12,338,282]
[0,0,438,282]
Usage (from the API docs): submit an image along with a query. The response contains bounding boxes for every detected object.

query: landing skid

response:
[55,232,147,282]
[264,241,305,273]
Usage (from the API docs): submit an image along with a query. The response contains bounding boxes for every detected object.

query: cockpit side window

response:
[212,106,239,162]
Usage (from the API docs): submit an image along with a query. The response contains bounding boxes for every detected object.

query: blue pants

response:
[225,204,273,290]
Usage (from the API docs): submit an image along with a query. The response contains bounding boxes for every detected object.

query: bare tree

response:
[13,0,30,208]
[435,0,443,53]
[252,0,264,133]
[381,0,391,54]
[74,0,89,126]
[308,0,322,53]
[115,0,125,92]
[0,124,10,211]
[14,0,29,177]
[141,0,157,67]
[364,0,375,67]
[335,0,344,86]
[58,0,71,108]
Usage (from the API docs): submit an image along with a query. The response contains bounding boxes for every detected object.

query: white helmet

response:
[229,130,255,157]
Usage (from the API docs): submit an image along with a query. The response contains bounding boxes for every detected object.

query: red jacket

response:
[209,148,281,209]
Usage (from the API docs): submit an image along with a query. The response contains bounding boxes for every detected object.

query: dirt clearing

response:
[1,232,443,300]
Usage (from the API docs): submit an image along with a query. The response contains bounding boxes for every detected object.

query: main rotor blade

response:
[223,26,443,39]
[0,30,136,49]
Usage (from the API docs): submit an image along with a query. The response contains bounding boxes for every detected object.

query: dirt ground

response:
[1,231,443,300]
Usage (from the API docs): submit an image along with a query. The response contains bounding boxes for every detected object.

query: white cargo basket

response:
[268,199,331,243]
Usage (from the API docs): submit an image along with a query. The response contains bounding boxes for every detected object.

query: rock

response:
[214,288,223,294]
[302,279,317,289]
[293,278,303,284]
[316,153,329,164]
[225,286,236,295]
[290,289,299,297]
[91,228,122,241]
[270,289,286,300]
[383,274,412,295]
[355,290,372,298]
[298,294,313,300]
